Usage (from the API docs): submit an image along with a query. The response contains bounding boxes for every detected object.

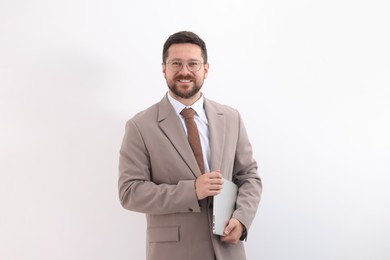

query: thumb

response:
[223,219,234,235]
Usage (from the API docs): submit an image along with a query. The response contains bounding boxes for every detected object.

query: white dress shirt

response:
[167,92,211,173]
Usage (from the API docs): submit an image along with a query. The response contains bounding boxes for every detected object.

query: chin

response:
[170,84,201,99]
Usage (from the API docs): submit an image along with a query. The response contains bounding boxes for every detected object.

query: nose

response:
[178,63,192,74]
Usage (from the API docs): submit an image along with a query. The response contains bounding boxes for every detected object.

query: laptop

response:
[212,178,238,236]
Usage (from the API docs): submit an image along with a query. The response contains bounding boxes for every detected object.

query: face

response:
[162,43,209,104]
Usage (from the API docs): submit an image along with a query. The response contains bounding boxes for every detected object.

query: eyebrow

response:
[170,59,202,62]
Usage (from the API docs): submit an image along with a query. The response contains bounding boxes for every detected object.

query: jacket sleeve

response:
[118,119,201,215]
[231,112,262,233]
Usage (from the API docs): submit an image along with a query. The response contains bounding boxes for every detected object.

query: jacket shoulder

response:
[205,98,240,117]
[131,102,159,121]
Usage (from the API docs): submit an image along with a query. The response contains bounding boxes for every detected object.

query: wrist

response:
[239,223,247,241]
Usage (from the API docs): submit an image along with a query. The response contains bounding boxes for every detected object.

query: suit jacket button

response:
[188,208,193,212]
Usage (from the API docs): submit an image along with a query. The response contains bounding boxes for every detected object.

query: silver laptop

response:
[212,178,238,236]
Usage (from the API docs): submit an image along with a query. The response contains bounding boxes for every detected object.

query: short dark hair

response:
[162,31,208,64]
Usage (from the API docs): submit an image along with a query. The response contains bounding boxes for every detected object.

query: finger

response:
[224,221,234,235]
[224,218,241,235]
[209,170,222,178]
[220,233,239,245]
[210,177,224,186]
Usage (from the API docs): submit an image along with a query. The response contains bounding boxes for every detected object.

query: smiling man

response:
[118,31,262,260]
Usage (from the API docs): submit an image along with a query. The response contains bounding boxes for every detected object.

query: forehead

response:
[166,43,203,61]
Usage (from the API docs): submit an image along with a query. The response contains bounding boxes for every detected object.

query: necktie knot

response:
[180,107,196,119]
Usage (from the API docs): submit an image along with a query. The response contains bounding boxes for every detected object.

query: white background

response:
[1,0,389,259]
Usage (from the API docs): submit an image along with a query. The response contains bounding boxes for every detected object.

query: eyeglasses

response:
[165,59,204,72]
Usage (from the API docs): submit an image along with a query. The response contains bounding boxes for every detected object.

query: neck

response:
[169,91,202,106]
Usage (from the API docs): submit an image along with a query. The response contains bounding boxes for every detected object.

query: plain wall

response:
[1,0,389,259]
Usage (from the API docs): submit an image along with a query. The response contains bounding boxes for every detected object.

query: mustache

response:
[174,75,195,81]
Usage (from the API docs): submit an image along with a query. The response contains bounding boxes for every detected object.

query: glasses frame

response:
[165,59,204,72]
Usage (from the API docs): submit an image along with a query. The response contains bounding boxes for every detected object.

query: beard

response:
[167,78,203,99]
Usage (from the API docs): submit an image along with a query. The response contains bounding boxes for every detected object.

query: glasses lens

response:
[187,61,201,72]
[169,61,182,71]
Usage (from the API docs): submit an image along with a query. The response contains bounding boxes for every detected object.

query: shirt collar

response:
[167,92,206,119]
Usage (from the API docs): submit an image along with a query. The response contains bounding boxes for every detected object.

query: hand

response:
[220,218,244,245]
[195,170,223,200]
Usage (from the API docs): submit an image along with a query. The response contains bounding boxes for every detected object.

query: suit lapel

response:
[205,99,225,172]
[157,95,201,178]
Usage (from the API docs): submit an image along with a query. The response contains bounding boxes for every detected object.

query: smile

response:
[178,79,192,82]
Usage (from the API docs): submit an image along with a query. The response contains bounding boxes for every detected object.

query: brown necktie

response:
[180,108,205,174]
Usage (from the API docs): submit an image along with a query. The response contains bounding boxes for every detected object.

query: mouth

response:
[177,79,193,83]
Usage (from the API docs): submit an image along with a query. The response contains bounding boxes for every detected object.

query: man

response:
[118,31,262,260]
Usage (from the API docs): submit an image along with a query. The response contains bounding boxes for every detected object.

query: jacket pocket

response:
[148,226,180,243]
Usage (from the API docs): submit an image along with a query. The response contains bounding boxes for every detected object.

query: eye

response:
[171,60,182,66]
[188,61,199,67]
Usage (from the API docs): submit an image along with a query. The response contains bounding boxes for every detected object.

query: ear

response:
[162,63,167,78]
[203,63,209,79]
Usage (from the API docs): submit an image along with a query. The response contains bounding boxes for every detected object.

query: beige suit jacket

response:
[119,94,262,260]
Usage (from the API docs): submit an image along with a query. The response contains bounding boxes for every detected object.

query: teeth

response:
[179,79,191,82]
